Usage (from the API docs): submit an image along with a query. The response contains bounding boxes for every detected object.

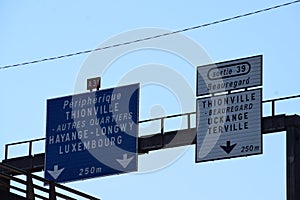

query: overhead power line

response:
[1,0,300,70]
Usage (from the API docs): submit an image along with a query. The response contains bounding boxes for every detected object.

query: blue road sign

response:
[44,83,139,183]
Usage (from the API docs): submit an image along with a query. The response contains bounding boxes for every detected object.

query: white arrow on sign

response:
[116,154,134,168]
[47,165,64,180]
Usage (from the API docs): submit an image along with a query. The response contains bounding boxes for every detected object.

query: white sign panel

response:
[196,89,262,162]
[197,55,262,96]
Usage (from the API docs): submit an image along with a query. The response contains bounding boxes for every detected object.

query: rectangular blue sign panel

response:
[44,83,139,183]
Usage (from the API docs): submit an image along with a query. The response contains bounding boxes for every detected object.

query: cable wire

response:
[1,0,299,70]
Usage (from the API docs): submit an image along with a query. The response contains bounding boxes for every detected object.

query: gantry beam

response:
[2,114,292,173]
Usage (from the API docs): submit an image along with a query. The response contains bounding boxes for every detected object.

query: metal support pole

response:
[29,141,33,156]
[0,177,10,192]
[187,113,191,129]
[5,145,8,160]
[272,100,275,116]
[26,173,35,200]
[161,118,165,148]
[286,125,300,200]
[49,181,57,200]
[160,118,164,134]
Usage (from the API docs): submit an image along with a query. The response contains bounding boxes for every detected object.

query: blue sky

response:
[1,1,300,199]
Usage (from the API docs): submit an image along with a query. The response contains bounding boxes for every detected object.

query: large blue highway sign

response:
[44,83,139,183]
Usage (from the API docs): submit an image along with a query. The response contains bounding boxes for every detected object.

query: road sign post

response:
[44,83,139,183]
[286,125,300,200]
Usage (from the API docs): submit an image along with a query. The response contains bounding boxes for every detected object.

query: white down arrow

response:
[116,154,134,168]
[47,165,64,180]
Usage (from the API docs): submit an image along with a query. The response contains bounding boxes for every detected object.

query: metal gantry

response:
[1,94,300,200]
